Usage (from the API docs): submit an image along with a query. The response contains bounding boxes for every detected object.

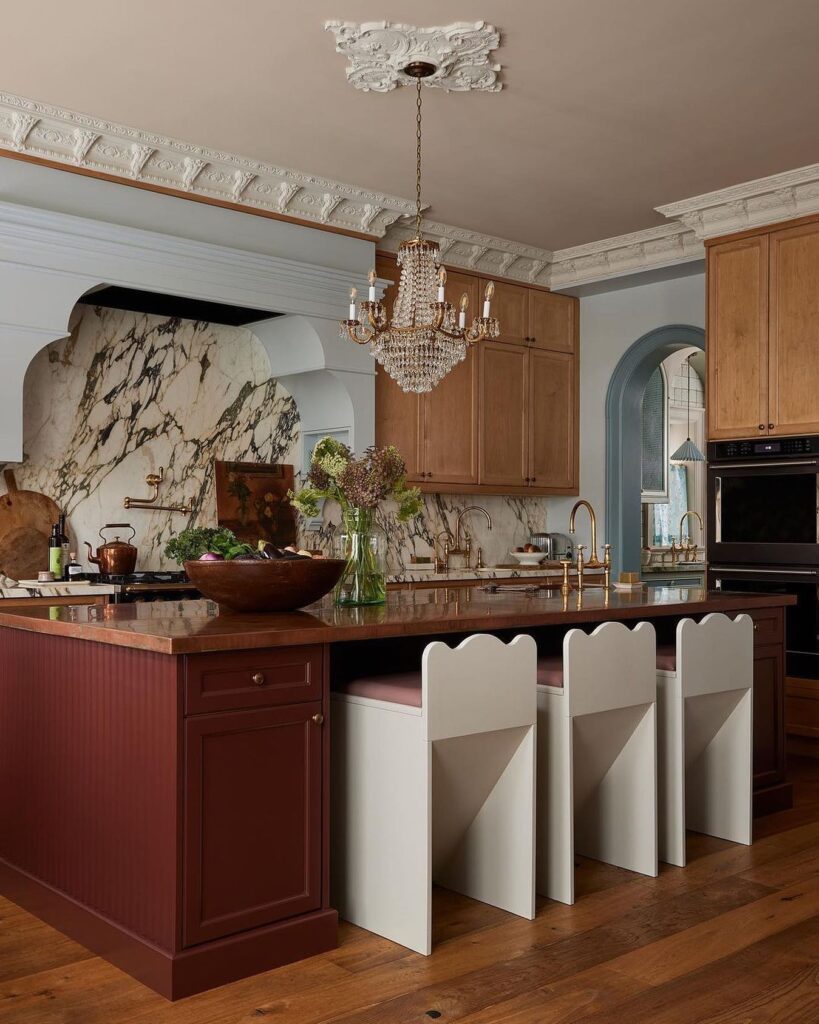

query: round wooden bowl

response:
[184,557,347,612]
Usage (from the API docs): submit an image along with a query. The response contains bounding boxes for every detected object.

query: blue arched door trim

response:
[605,324,705,576]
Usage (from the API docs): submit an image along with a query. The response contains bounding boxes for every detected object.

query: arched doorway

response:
[605,324,705,575]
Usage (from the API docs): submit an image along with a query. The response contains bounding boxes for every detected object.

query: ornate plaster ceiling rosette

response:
[324,20,502,93]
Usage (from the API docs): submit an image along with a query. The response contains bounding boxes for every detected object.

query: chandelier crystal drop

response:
[340,63,500,393]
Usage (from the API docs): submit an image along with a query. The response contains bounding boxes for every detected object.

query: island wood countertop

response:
[0,586,796,655]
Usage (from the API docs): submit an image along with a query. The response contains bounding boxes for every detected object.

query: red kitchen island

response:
[0,585,795,998]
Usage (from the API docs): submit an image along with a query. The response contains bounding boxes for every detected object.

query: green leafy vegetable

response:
[164,527,254,564]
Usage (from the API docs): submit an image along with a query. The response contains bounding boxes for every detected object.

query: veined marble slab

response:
[388,566,605,584]
[0,583,118,598]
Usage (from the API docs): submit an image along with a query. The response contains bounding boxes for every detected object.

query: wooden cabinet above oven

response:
[374,253,579,496]
[707,216,819,440]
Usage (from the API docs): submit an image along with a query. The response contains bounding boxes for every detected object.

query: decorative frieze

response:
[656,162,819,239]
[0,92,415,238]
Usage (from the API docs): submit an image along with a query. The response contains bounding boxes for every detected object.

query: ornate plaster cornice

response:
[382,219,704,289]
[0,92,416,238]
[548,223,704,289]
[381,218,552,284]
[325,21,502,93]
[656,162,819,239]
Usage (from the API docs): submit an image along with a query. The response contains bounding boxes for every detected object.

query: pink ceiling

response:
[4,0,819,249]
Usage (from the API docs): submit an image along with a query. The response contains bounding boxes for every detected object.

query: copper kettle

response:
[84,524,138,575]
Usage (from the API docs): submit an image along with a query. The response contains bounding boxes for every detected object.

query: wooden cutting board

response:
[0,470,61,580]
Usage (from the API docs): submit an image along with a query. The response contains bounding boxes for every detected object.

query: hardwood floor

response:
[3,757,819,1023]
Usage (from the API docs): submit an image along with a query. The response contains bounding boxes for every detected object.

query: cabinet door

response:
[752,642,785,791]
[528,349,578,491]
[374,254,423,479]
[184,703,322,945]
[528,290,577,353]
[707,235,769,440]
[422,269,480,485]
[479,342,528,486]
[482,279,528,345]
[769,222,819,435]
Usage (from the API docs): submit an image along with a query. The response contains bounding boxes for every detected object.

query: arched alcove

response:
[605,324,705,575]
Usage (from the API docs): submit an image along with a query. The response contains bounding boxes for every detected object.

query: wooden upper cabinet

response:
[528,349,578,491]
[483,279,528,344]
[707,235,769,440]
[375,252,579,495]
[768,222,819,435]
[422,269,479,484]
[528,290,577,353]
[479,342,528,487]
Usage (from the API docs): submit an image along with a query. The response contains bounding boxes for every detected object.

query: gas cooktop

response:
[92,571,190,585]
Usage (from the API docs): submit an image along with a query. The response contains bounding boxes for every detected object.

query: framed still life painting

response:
[214,461,297,548]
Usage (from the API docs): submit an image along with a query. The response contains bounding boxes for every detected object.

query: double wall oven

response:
[707,435,819,678]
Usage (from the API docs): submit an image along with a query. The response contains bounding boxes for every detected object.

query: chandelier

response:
[340,61,500,393]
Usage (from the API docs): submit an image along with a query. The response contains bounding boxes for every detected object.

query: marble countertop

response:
[0,582,118,599]
[388,564,605,584]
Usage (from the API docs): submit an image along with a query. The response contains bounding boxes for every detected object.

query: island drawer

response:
[185,646,323,714]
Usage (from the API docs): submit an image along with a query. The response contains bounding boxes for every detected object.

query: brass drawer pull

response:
[251,672,265,686]
[312,713,324,725]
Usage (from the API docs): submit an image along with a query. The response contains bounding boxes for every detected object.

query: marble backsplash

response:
[306,492,552,573]
[3,303,556,576]
[3,305,301,571]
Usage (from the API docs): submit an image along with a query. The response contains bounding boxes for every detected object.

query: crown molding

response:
[656,162,819,239]
[325,21,502,93]
[381,218,552,284]
[548,223,704,289]
[0,92,416,238]
[382,219,704,289]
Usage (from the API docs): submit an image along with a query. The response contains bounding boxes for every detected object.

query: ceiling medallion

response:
[336,60,500,394]
[324,20,502,93]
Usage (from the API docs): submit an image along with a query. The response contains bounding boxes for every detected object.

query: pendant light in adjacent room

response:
[671,355,705,463]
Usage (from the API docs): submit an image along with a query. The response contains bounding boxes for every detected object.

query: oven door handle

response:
[711,459,818,469]
[710,565,819,576]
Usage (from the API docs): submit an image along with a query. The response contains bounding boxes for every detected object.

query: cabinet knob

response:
[768,423,775,429]
[530,476,537,483]
[753,623,759,631]
[758,424,765,430]
[251,672,265,686]
[312,713,325,725]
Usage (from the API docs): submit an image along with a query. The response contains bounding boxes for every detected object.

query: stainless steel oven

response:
[707,435,819,566]
[708,565,819,679]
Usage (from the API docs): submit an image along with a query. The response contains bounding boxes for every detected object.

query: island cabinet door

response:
[183,702,322,946]
[752,641,786,790]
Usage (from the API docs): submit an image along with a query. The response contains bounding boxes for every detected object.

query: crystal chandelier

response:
[340,61,500,393]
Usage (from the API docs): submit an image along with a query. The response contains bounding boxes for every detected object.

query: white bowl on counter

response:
[509,550,546,566]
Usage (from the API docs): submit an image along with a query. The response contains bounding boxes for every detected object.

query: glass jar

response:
[335,508,387,606]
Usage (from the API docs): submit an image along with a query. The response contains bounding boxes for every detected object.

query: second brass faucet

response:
[569,499,602,568]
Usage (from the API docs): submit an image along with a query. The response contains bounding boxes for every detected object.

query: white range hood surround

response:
[0,166,380,463]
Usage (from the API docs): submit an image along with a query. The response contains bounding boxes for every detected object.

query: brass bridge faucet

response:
[679,510,704,561]
[569,499,602,568]
[451,505,492,568]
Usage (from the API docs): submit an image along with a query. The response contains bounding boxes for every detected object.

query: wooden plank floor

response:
[3,757,819,1024]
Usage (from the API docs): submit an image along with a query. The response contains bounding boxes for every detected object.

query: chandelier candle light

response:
[340,61,500,393]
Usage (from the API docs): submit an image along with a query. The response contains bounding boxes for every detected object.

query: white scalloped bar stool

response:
[536,620,658,905]
[331,633,537,955]
[656,613,754,867]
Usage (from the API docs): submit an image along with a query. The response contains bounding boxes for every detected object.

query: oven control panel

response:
[710,435,819,461]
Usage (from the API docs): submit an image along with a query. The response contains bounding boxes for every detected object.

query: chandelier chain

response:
[415,77,423,238]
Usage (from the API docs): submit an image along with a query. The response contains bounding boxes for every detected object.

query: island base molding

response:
[0,858,337,1000]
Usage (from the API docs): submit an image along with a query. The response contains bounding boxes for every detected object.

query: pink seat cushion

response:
[337,671,422,708]
[537,656,564,688]
[656,645,677,671]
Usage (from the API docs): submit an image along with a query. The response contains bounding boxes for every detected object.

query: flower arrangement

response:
[289,437,422,522]
[289,438,422,605]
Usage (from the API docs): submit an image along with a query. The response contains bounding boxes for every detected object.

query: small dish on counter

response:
[509,550,546,566]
